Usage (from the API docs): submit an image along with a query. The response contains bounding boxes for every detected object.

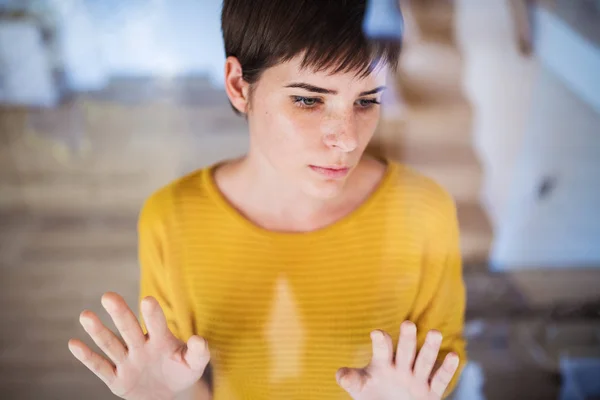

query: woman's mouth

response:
[309,165,351,179]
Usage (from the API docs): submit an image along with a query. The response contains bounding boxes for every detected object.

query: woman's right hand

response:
[68,292,210,400]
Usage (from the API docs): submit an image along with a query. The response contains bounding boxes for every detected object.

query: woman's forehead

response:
[266,55,388,90]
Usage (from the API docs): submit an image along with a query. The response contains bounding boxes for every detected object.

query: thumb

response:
[336,367,367,398]
[183,335,211,373]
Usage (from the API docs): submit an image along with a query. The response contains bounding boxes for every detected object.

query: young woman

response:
[68,1,467,399]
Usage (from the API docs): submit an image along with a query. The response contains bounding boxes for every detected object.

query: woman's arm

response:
[409,189,467,398]
[139,192,213,398]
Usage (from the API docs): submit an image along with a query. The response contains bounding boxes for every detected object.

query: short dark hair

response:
[221,0,401,115]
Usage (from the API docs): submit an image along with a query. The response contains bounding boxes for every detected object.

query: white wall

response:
[0,20,58,106]
[53,0,226,90]
[491,3,600,269]
[534,5,600,114]
[49,0,109,91]
[456,0,600,269]
[455,0,537,229]
[491,65,600,269]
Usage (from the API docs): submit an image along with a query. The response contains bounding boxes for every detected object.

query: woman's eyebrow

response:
[285,82,336,94]
[284,83,387,97]
[359,86,387,96]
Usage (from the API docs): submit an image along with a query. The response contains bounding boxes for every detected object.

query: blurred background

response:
[0,0,599,399]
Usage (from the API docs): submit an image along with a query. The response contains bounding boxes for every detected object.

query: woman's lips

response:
[309,165,350,179]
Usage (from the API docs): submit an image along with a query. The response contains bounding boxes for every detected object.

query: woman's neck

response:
[213,154,386,232]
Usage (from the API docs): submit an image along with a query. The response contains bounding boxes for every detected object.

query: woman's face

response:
[245,56,388,199]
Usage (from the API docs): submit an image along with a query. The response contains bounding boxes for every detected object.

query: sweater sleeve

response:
[409,186,467,398]
[137,190,183,341]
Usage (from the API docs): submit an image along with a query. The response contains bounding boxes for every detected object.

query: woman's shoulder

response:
[387,161,455,207]
[379,161,461,252]
[382,160,458,230]
[138,166,213,226]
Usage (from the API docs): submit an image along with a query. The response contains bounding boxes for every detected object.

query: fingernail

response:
[340,375,351,389]
[429,331,443,344]
[448,352,460,366]
[335,370,342,383]
[69,343,83,358]
[401,321,416,333]
[79,315,92,330]
[371,330,383,341]
[101,297,116,312]
[141,297,154,313]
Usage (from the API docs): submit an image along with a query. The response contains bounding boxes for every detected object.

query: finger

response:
[413,330,443,382]
[68,338,116,387]
[183,335,211,372]
[102,292,145,350]
[370,330,394,368]
[336,367,368,398]
[395,320,417,371]
[141,296,174,344]
[79,310,127,364]
[429,352,460,398]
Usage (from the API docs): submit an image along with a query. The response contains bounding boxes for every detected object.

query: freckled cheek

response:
[260,114,312,160]
[276,110,324,144]
[357,113,380,144]
[316,112,378,147]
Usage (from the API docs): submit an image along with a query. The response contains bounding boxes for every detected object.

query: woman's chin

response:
[301,177,347,199]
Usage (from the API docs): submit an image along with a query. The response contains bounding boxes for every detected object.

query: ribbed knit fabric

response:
[138,160,466,399]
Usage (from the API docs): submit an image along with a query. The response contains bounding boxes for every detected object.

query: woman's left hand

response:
[336,321,460,400]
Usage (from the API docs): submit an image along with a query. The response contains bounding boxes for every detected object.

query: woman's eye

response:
[357,98,381,108]
[293,96,320,108]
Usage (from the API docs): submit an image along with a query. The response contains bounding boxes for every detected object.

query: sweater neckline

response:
[202,159,398,241]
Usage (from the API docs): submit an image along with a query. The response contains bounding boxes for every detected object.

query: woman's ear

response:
[224,56,250,114]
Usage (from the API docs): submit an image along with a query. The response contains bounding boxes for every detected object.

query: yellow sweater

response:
[138,160,466,399]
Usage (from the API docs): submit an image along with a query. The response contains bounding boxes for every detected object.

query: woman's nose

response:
[322,117,359,153]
